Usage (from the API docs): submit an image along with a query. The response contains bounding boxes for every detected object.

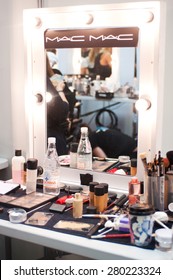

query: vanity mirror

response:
[24,2,161,185]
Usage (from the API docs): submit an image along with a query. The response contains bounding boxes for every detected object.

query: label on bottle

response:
[77,154,92,170]
[43,170,60,195]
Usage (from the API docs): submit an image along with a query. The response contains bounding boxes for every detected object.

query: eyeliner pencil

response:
[91,233,131,239]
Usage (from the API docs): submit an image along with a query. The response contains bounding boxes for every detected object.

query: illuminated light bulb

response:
[76,12,94,25]
[85,13,94,25]
[32,17,42,28]
[135,98,151,112]
[46,92,52,103]
[144,11,154,23]
[35,93,43,103]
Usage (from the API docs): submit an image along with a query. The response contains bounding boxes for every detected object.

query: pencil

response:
[91,233,131,239]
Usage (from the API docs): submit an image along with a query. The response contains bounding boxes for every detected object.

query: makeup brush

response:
[139,152,148,171]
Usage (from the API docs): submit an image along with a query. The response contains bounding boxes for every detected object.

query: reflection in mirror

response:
[45,27,139,174]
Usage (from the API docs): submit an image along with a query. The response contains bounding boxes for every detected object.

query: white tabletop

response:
[0,218,172,260]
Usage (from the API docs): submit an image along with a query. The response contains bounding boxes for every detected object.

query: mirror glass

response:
[45,27,139,173]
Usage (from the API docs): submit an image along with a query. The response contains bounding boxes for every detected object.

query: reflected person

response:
[46,56,69,156]
[93,47,112,80]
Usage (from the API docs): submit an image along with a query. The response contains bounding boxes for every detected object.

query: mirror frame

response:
[23,2,161,188]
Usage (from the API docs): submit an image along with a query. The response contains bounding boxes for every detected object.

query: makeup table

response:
[0,190,173,260]
[0,217,173,260]
[0,168,172,260]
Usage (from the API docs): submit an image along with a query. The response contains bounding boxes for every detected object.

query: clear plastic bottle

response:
[77,127,92,170]
[43,137,61,195]
[26,158,38,194]
[12,149,25,184]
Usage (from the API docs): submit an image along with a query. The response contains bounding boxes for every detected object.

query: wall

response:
[0,0,173,259]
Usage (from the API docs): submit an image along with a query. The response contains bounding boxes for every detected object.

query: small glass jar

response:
[155,228,173,251]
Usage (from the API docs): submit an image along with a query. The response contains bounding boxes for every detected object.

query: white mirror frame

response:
[23,2,162,190]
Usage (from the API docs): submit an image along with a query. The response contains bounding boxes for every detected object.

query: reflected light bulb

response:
[135,98,151,112]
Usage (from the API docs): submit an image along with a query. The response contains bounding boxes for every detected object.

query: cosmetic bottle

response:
[70,142,78,168]
[73,192,83,218]
[128,177,141,205]
[77,127,92,170]
[43,137,61,195]
[94,184,105,213]
[89,181,99,206]
[130,158,137,176]
[12,149,25,184]
[99,183,109,209]
[22,162,27,186]
[26,158,38,194]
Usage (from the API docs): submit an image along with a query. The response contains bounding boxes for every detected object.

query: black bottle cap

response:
[86,205,97,214]
[26,158,38,170]
[99,183,109,194]
[15,149,22,156]
[129,203,155,216]
[131,158,137,167]
[70,142,78,153]
[94,185,105,196]
[89,181,99,192]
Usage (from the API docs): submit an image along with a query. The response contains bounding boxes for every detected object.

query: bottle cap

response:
[86,205,97,214]
[89,181,99,192]
[70,142,78,153]
[131,158,137,167]
[99,183,109,194]
[48,137,56,144]
[94,185,105,196]
[75,192,82,200]
[81,127,88,134]
[27,158,38,170]
[15,150,22,156]
[129,203,155,216]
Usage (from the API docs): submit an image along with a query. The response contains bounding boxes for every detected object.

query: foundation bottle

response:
[73,192,83,218]
[94,184,105,213]
[98,183,109,209]
[89,181,99,206]
[130,158,137,176]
